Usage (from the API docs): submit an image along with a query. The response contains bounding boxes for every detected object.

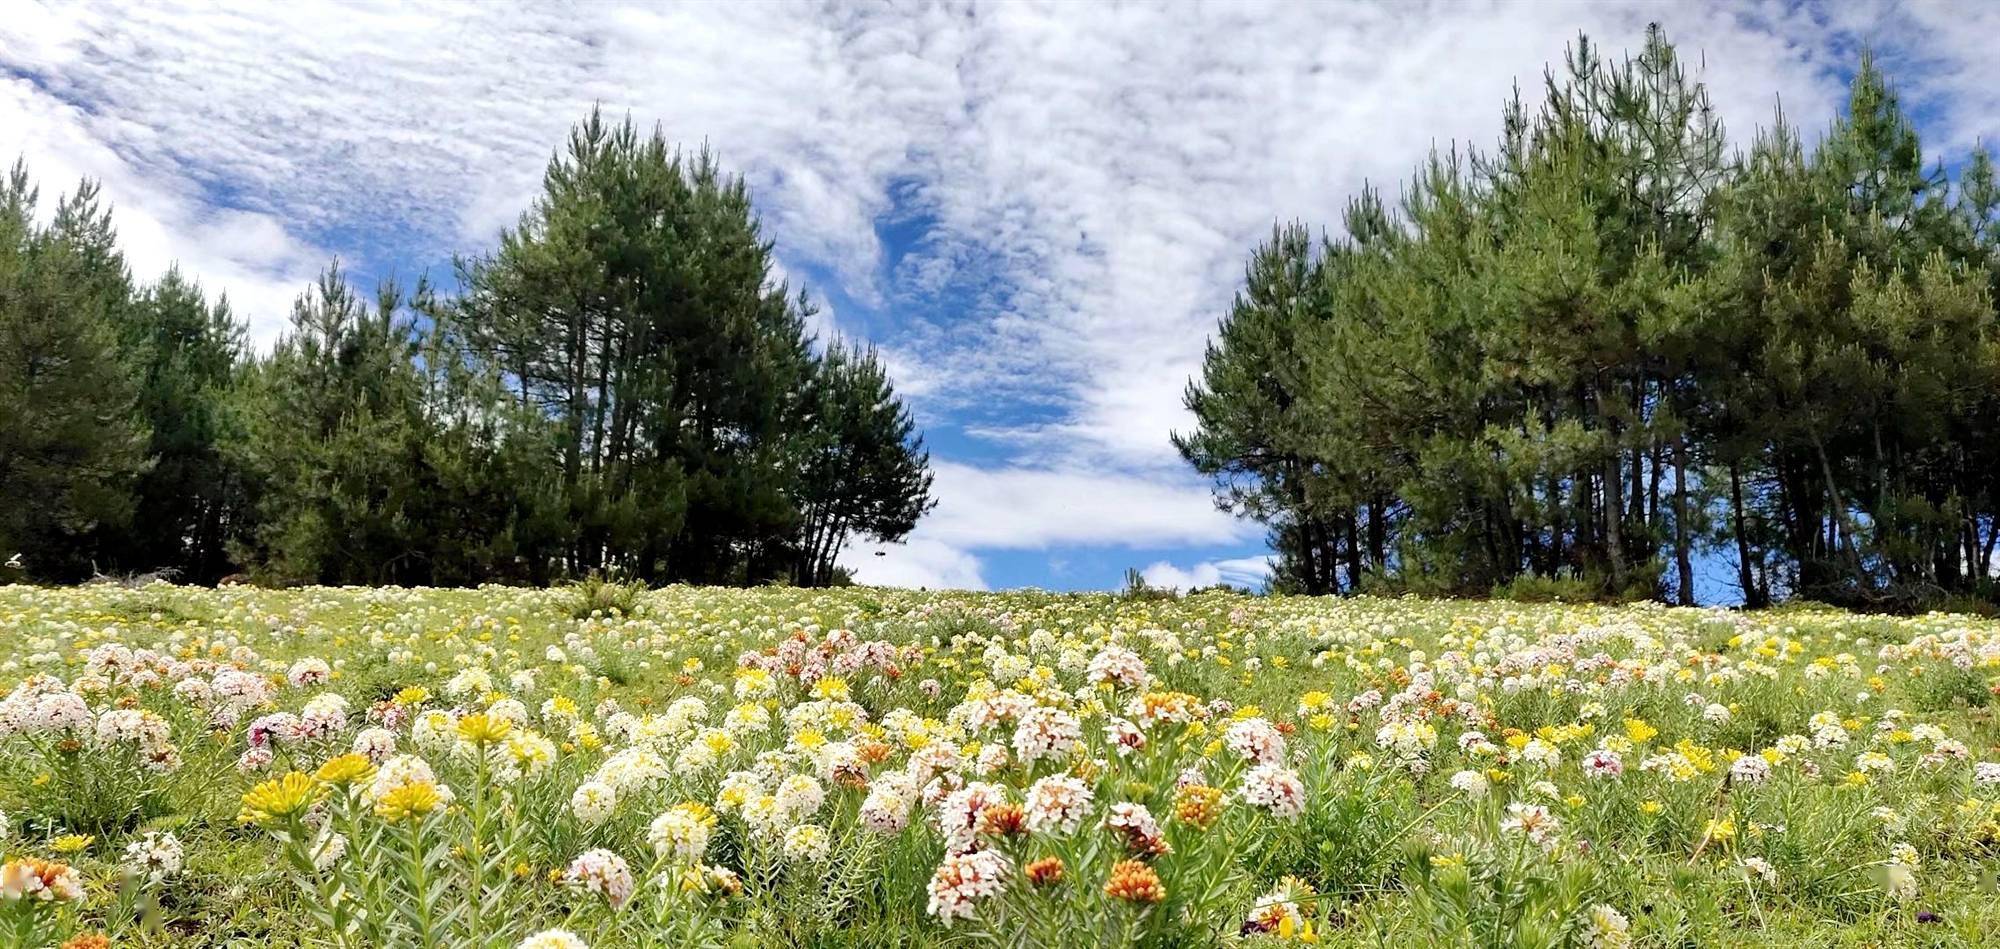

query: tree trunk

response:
[1598,408,1626,587]
[1672,433,1694,606]
[1367,494,1387,571]
[1730,459,1764,607]
[1342,507,1363,592]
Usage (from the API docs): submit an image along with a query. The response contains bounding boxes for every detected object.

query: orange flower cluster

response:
[1173,784,1225,830]
[1025,856,1065,886]
[857,740,895,765]
[1135,691,1205,725]
[0,857,84,902]
[1104,860,1165,904]
[977,802,1027,838]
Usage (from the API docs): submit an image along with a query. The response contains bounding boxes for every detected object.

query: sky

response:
[4,0,1997,595]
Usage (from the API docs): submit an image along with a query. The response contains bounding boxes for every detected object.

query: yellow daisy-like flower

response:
[314,753,379,787]
[240,772,325,827]
[456,713,513,745]
[812,677,850,701]
[394,685,431,706]
[375,780,445,823]
[49,834,94,854]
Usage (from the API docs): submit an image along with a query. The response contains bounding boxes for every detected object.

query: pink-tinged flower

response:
[1501,802,1560,848]
[926,849,1010,924]
[1238,764,1306,819]
[1024,775,1094,835]
[1105,801,1171,854]
[564,849,634,909]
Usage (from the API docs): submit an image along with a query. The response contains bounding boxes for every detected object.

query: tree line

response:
[1179,28,2000,609]
[1,109,933,587]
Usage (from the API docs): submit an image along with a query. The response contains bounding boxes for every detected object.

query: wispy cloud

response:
[1140,555,1276,592]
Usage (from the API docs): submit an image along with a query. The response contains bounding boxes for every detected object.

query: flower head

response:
[517,930,588,949]
[315,753,379,788]
[1104,860,1165,904]
[240,772,324,827]
[456,712,513,745]
[1,857,84,902]
[375,781,445,823]
[927,849,1010,923]
[563,848,634,909]
[1172,783,1225,830]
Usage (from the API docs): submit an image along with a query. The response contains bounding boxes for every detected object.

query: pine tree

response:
[791,343,935,586]
[449,109,824,583]
[228,268,435,584]
[0,163,148,581]
[114,268,246,582]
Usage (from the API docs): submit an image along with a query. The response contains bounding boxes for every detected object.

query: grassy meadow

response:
[1,582,1997,947]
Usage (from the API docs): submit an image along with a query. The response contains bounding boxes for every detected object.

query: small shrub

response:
[564,573,649,619]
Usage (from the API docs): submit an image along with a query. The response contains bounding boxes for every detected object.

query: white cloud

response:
[842,537,987,591]
[0,76,324,347]
[915,461,1251,550]
[1140,555,1275,592]
[837,461,1254,590]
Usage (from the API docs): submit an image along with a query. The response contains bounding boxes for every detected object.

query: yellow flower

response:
[49,834,94,854]
[375,781,445,823]
[812,677,850,701]
[314,753,379,787]
[1638,800,1663,816]
[456,713,513,745]
[394,686,430,705]
[1623,719,1657,743]
[703,730,736,756]
[240,772,325,826]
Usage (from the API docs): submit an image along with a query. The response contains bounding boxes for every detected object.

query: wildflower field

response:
[2,584,1997,947]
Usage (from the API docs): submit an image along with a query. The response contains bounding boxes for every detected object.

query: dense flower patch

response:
[2,584,1998,946]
